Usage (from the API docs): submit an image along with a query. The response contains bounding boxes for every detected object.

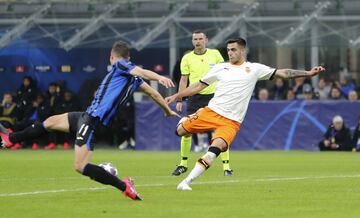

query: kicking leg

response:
[76,144,141,200]
[177,138,227,191]
[74,114,141,200]
[1,113,70,147]
[175,108,240,190]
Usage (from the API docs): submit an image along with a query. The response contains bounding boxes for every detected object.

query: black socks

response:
[82,163,126,192]
[9,121,47,143]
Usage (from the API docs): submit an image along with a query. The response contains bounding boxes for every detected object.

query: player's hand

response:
[158,76,175,88]
[176,102,183,112]
[165,95,177,104]
[308,66,325,77]
[324,139,330,146]
[165,110,181,118]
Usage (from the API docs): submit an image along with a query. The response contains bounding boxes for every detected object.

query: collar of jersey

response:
[229,61,247,67]
[193,49,208,55]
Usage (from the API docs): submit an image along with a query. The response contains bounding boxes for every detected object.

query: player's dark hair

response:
[226,37,247,48]
[193,30,207,37]
[111,41,130,59]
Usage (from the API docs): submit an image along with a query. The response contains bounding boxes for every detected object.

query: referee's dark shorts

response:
[186,93,214,115]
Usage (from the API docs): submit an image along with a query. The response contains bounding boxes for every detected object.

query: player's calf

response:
[81,163,142,200]
[7,121,47,145]
[198,146,222,168]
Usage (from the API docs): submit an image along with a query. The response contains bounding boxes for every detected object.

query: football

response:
[99,162,118,177]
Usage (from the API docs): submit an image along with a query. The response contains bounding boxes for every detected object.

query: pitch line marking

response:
[0,187,107,197]
[0,175,174,182]
[1,174,359,197]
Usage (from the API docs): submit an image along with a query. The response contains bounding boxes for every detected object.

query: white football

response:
[99,162,118,177]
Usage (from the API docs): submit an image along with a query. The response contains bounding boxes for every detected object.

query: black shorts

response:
[186,93,214,115]
[68,112,99,151]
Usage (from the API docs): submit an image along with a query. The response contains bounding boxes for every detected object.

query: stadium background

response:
[1,0,360,150]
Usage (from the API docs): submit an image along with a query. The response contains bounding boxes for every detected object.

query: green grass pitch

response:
[0,149,360,218]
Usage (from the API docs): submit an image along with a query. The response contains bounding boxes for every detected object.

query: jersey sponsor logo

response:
[76,136,84,140]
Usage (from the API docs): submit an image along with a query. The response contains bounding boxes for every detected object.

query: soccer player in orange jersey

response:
[166,37,325,190]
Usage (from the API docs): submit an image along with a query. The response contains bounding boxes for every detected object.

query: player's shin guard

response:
[82,163,126,191]
[9,121,47,143]
[184,146,222,184]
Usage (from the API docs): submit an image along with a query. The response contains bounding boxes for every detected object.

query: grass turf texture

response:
[0,150,359,218]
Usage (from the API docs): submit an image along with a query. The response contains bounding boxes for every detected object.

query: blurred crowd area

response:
[0,76,135,150]
[252,75,359,102]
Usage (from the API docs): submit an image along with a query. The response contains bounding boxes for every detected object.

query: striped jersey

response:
[86,59,144,125]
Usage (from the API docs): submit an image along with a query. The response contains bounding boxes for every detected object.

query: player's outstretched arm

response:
[139,82,180,117]
[165,82,207,105]
[274,66,325,79]
[130,66,175,88]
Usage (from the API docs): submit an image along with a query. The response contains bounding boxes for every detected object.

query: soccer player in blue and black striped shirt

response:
[0,41,179,200]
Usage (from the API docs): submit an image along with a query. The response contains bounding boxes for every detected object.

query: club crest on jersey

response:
[245,67,251,73]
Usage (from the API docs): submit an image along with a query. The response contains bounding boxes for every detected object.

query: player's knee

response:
[211,138,228,151]
[221,145,229,152]
[176,125,190,137]
[43,116,58,130]
[43,118,52,129]
[221,144,229,152]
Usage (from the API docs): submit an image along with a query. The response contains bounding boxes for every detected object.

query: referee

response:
[172,30,233,176]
